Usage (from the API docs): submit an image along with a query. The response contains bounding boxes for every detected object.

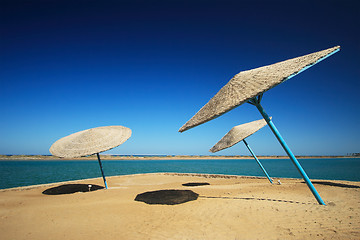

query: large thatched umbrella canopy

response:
[50,126,131,158]
[50,126,131,189]
[179,46,340,132]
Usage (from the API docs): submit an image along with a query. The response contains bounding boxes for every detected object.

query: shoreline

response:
[0,173,274,192]
[2,172,360,192]
[0,154,358,161]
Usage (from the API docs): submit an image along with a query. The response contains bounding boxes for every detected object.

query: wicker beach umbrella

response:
[210,118,273,183]
[179,46,340,205]
[179,46,339,133]
[210,118,268,153]
[50,126,132,189]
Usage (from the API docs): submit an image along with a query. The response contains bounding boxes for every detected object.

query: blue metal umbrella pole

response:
[96,153,108,189]
[249,95,325,205]
[243,139,273,184]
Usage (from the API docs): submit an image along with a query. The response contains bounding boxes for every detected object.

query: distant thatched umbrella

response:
[210,118,273,183]
[50,126,132,189]
[180,46,340,205]
[210,118,268,153]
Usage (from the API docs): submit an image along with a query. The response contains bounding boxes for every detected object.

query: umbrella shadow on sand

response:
[303,181,360,189]
[182,182,210,187]
[135,189,199,205]
[42,184,104,195]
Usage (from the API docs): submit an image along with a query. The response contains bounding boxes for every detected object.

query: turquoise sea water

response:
[0,158,359,189]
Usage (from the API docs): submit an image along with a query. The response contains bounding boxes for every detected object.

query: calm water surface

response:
[0,158,359,189]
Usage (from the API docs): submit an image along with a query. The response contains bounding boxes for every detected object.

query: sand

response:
[0,173,359,240]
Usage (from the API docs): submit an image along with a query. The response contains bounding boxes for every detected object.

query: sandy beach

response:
[1,173,359,240]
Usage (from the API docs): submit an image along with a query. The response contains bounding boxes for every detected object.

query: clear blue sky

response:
[1,0,359,156]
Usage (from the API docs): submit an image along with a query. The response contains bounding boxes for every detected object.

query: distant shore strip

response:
[0,154,358,161]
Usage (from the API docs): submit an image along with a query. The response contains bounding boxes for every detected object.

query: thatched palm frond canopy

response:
[210,118,268,153]
[179,46,340,132]
[50,126,132,158]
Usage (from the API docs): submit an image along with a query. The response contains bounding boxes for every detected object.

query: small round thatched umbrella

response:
[50,126,132,189]
[210,118,273,184]
[179,46,340,205]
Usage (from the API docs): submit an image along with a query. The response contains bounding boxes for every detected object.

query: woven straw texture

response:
[50,126,131,158]
[210,118,268,153]
[179,46,340,132]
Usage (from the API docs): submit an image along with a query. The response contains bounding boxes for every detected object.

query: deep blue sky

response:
[1,0,359,156]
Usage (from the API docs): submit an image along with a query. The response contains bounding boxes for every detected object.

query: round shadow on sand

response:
[182,182,210,187]
[135,189,199,205]
[42,184,104,195]
[303,181,360,189]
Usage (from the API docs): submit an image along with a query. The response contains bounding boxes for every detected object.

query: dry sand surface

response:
[0,173,359,240]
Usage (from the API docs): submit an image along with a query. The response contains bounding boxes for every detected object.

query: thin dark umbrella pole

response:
[243,139,273,184]
[96,153,108,189]
[249,95,325,205]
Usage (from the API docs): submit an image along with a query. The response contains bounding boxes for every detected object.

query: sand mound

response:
[1,173,359,240]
